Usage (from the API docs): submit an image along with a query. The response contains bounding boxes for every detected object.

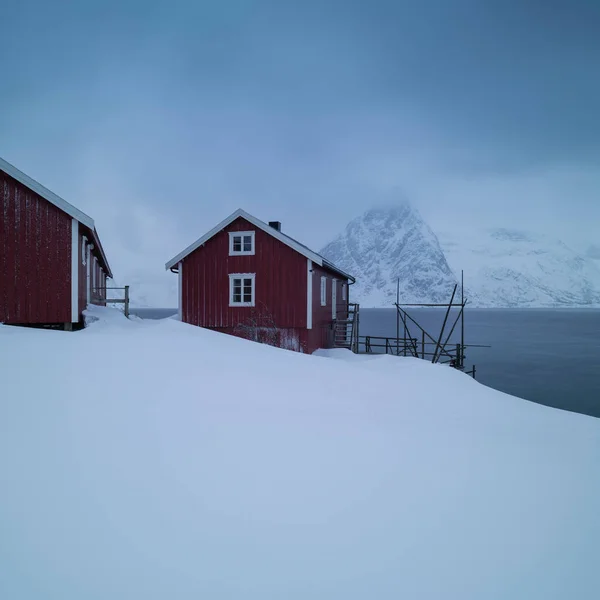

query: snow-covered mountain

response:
[438,229,600,308]
[321,205,600,308]
[320,204,457,306]
[587,244,600,261]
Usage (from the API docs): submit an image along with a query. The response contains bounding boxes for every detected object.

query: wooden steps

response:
[332,304,359,351]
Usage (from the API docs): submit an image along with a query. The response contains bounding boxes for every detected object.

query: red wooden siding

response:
[1,169,72,324]
[182,217,307,332]
[179,216,352,354]
[77,232,107,315]
[307,263,349,353]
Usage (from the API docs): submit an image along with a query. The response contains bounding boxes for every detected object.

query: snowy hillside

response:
[320,205,457,307]
[2,307,600,599]
[320,205,600,308]
[439,229,600,307]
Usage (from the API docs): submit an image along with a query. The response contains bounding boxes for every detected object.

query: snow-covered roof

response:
[0,155,113,278]
[0,156,95,229]
[165,208,355,282]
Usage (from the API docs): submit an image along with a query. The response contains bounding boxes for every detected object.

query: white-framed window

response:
[229,231,255,256]
[81,236,88,266]
[320,276,327,306]
[342,283,347,301]
[229,273,256,307]
[332,278,337,319]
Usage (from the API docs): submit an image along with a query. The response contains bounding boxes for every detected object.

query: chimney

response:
[269,221,282,232]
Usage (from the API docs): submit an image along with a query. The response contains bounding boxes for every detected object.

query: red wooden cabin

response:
[0,157,113,329]
[165,209,355,353]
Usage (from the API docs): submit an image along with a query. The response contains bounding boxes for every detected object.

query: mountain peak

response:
[322,206,600,308]
[359,201,416,224]
[321,205,457,307]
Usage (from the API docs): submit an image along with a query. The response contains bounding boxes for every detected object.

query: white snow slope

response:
[1,307,600,599]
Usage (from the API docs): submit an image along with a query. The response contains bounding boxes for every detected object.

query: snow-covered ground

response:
[1,307,599,599]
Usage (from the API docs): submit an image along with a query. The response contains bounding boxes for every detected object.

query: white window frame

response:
[81,236,88,265]
[229,231,255,256]
[92,256,97,294]
[306,259,313,330]
[86,244,91,304]
[229,273,256,307]
[178,261,183,321]
[342,282,347,301]
[320,276,327,306]
[71,219,79,323]
[332,278,337,319]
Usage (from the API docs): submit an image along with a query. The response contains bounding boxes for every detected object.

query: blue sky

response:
[2,0,599,297]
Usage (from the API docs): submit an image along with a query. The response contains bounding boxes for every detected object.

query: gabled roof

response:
[87,228,114,279]
[165,208,355,282]
[0,156,113,278]
[0,156,95,229]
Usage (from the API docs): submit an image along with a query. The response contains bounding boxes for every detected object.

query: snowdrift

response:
[1,306,599,599]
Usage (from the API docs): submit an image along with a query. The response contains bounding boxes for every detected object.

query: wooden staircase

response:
[333,303,359,351]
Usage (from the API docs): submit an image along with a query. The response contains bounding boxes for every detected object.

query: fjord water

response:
[360,308,600,418]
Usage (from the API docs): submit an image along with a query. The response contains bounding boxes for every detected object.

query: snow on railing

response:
[92,286,130,318]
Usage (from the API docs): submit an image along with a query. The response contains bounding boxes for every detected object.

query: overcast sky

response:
[2,0,599,298]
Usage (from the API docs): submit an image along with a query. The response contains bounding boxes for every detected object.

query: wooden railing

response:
[356,335,486,378]
[348,303,359,353]
[359,335,419,356]
[332,303,360,352]
[92,286,130,318]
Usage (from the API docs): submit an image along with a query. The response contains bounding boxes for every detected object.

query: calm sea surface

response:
[131,307,600,418]
[360,308,600,418]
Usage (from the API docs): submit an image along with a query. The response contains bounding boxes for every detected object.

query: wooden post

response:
[461,270,465,368]
[456,343,461,368]
[396,281,400,356]
[356,306,360,353]
[432,284,457,363]
[422,330,425,359]
[472,365,476,379]
[438,301,466,361]
[124,285,130,318]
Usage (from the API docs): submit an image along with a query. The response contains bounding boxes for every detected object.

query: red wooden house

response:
[0,157,113,329]
[165,209,355,353]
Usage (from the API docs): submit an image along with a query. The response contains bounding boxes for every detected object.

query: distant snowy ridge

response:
[321,205,600,308]
[439,228,600,308]
[320,204,458,307]
[587,244,600,261]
